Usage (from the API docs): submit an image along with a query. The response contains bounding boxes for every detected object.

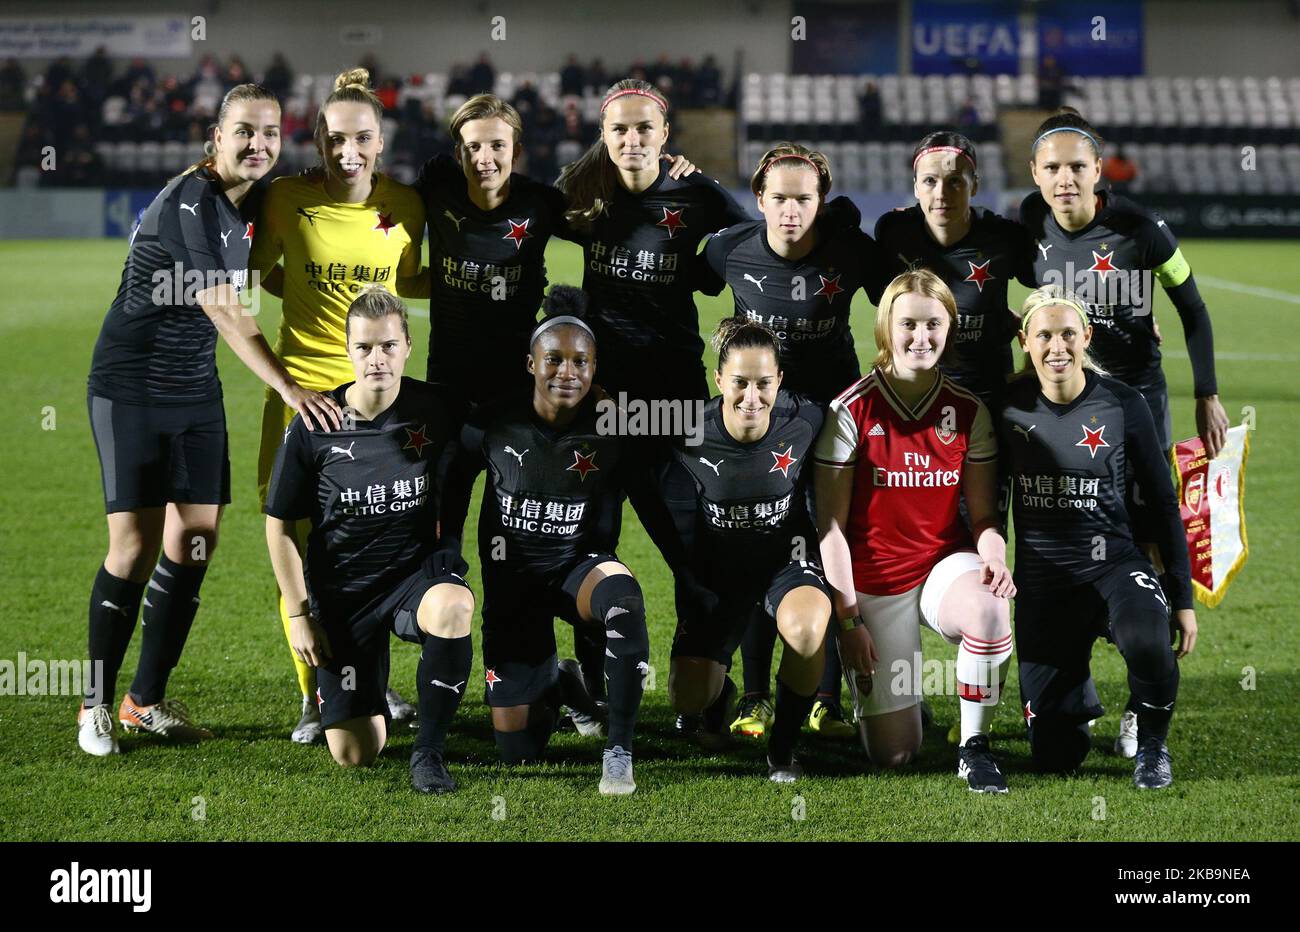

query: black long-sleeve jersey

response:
[874,204,1036,404]
[660,391,824,582]
[1019,190,1218,397]
[263,377,456,618]
[999,370,1192,610]
[702,218,891,404]
[89,167,255,404]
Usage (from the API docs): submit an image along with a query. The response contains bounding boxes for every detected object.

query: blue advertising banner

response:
[1038,1,1143,76]
[911,1,1021,75]
[104,188,158,238]
[792,2,899,75]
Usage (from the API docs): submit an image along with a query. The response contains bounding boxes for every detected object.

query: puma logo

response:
[743,273,767,292]
[444,210,467,232]
[220,230,230,247]
[432,679,465,694]
[329,442,356,461]
[1013,424,1036,441]
[1037,241,1052,260]
[179,202,197,215]
[297,207,319,226]
[505,446,528,466]
[699,456,723,475]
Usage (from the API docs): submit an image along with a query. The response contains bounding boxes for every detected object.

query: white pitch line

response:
[1197,275,1300,305]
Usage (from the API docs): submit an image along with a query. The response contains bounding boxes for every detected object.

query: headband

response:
[1032,126,1100,154]
[1020,294,1090,334]
[600,88,668,113]
[531,315,596,345]
[911,145,976,170]
[764,153,820,174]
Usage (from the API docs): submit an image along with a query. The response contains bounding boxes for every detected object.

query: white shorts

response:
[853,550,984,718]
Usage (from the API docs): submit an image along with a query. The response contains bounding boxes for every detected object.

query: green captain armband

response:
[1153,247,1191,288]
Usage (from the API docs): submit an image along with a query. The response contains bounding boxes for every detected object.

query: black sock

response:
[573,625,607,702]
[702,676,737,732]
[769,677,816,765]
[85,566,145,707]
[589,575,649,752]
[740,613,778,697]
[129,556,207,706]
[1130,666,1179,744]
[816,624,843,700]
[414,634,472,754]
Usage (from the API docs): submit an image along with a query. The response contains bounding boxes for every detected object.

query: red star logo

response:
[657,207,686,238]
[315,687,324,710]
[1088,250,1119,273]
[243,221,254,243]
[769,448,798,478]
[484,668,501,690]
[373,211,397,237]
[964,259,994,292]
[503,218,532,250]
[567,449,599,481]
[403,425,431,456]
[1076,423,1109,458]
[814,273,844,304]
[1023,700,1036,723]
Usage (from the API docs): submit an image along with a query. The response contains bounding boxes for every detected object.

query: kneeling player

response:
[661,319,833,782]
[264,286,473,793]
[815,270,1016,792]
[439,288,672,796]
[1002,286,1196,789]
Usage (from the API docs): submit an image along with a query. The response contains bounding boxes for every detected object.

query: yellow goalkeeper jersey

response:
[250,172,426,392]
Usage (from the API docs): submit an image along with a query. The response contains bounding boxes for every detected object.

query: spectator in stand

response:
[860,80,882,135]
[264,52,293,100]
[528,102,562,182]
[676,57,697,106]
[562,101,583,141]
[226,56,250,90]
[448,63,473,97]
[0,58,26,111]
[469,53,495,94]
[587,58,608,95]
[121,57,155,93]
[1103,145,1139,195]
[62,123,105,186]
[377,77,401,112]
[49,79,86,149]
[1038,54,1064,110]
[81,47,113,107]
[359,53,382,88]
[44,57,75,95]
[513,79,541,117]
[955,96,978,129]
[560,55,585,97]
[697,54,722,106]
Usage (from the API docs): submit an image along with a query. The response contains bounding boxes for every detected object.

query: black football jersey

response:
[999,371,1191,609]
[1020,190,1183,388]
[414,154,570,402]
[874,205,1035,403]
[662,391,824,579]
[440,392,657,576]
[263,377,454,615]
[572,170,749,380]
[703,219,891,403]
[89,167,254,404]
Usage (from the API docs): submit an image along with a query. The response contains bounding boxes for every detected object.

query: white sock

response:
[956,632,1013,745]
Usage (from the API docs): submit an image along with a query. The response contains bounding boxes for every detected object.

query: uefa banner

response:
[1172,425,1250,608]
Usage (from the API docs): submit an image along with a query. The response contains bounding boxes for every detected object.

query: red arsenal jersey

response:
[814,367,996,595]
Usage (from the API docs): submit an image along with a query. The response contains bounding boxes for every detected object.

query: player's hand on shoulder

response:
[290,613,332,668]
[1173,608,1198,659]
[982,558,1016,599]
[662,152,698,178]
[281,382,343,431]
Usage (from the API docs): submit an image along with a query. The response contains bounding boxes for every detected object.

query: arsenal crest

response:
[934,422,957,445]
[1184,471,1205,515]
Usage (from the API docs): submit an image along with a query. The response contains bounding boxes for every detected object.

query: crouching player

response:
[439,287,671,795]
[1003,286,1195,788]
[661,319,833,782]
[264,286,473,794]
[815,270,1016,792]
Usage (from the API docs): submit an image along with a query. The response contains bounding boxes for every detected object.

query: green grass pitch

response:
[0,236,1296,841]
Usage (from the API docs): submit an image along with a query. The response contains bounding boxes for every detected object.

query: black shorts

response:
[672,558,834,665]
[315,565,471,729]
[479,552,614,706]
[1015,558,1171,737]
[88,392,231,512]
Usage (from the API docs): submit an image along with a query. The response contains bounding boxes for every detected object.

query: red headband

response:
[912,145,976,170]
[601,88,668,113]
[764,153,820,174]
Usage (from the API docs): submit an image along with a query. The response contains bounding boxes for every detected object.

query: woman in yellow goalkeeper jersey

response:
[251,67,429,742]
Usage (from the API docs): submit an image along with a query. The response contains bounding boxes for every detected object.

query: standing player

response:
[662,319,834,781]
[874,131,1035,408]
[439,288,676,795]
[815,270,1016,792]
[265,287,472,793]
[1002,287,1195,788]
[1021,107,1227,755]
[80,84,334,755]
[701,142,891,740]
[251,68,428,743]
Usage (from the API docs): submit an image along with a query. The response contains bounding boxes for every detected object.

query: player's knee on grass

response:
[493,703,556,764]
[417,584,474,639]
[326,717,386,767]
[1030,720,1090,773]
[669,656,725,713]
[865,705,923,768]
